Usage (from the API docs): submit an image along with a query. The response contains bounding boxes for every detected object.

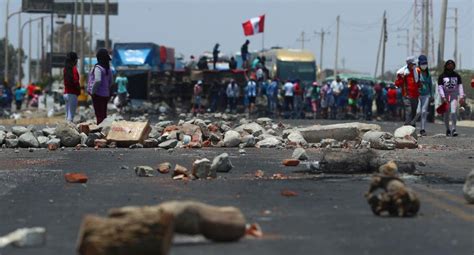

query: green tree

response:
[0,38,26,85]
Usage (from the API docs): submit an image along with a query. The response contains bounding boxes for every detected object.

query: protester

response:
[360,82,374,120]
[330,76,343,119]
[192,80,203,114]
[266,78,278,116]
[114,72,129,112]
[209,81,220,112]
[27,82,36,106]
[310,82,321,119]
[293,79,304,118]
[247,78,257,114]
[229,57,237,70]
[414,55,433,136]
[186,55,197,70]
[348,79,360,116]
[89,48,113,124]
[283,80,294,118]
[63,52,81,123]
[374,82,386,117]
[320,82,332,119]
[241,40,250,68]
[395,56,421,127]
[386,84,398,120]
[213,43,220,70]
[14,85,26,111]
[438,60,465,137]
[227,80,239,113]
[197,56,209,70]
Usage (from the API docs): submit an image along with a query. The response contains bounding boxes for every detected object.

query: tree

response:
[0,38,26,85]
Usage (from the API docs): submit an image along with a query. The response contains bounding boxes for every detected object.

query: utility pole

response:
[89,0,94,69]
[453,7,458,64]
[422,0,430,56]
[17,12,21,85]
[334,15,340,78]
[28,17,32,84]
[73,0,78,52]
[36,21,40,82]
[105,0,110,50]
[437,0,448,70]
[314,29,329,72]
[296,31,309,50]
[374,15,384,79]
[41,17,44,78]
[396,28,409,56]
[4,0,9,82]
[80,0,85,74]
[381,11,387,81]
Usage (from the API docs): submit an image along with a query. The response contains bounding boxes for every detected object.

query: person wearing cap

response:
[193,80,203,115]
[63,52,81,122]
[395,56,421,127]
[437,60,465,137]
[90,48,113,124]
[414,55,433,136]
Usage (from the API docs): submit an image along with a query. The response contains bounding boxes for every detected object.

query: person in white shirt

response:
[226,80,239,113]
[247,79,257,114]
[283,80,294,118]
[330,76,343,119]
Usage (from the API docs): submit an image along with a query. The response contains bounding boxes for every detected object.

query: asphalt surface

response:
[0,119,473,255]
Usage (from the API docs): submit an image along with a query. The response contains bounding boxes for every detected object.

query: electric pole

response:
[90,0,94,69]
[437,0,448,70]
[73,0,77,51]
[4,0,9,82]
[453,7,458,64]
[80,0,85,75]
[314,29,330,72]
[381,11,387,80]
[105,0,110,50]
[396,28,409,56]
[28,17,32,84]
[296,31,309,50]
[334,15,340,78]
[422,0,430,56]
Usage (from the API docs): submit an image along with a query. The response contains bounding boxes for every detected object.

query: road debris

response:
[463,169,474,204]
[135,166,155,177]
[245,223,263,238]
[364,161,420,217]
[0,227,46,248]
[282,159,300,166]
[211,153,233,173]
[64,173,89,183]
[281,190,298,197]
[157,162,171,174]
[254,170,265,179]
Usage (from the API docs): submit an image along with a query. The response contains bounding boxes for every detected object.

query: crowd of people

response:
[190,54,469,137]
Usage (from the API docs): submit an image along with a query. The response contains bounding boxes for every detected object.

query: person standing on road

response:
[348,79,360,116]
[114,72,129,112]
[283,80,294,119]
[395,56,421,127]
[229,57,237,70]
[266,78,278,117]
[89,48,113,125]
[241,40,250,69]
[310,82,321,119]
[247,78,257,115]
[438,60,465,137]
[293,79,304,119]
[386,84,398,120]
[63,52,81,123]
[14,85,26,111]
[226,79,239,113]
[213,43,220,70]
[414,55,433,136]
[330,76,343,119]
[192,80,203,115]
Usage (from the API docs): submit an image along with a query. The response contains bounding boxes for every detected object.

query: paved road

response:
[0,120,473,255]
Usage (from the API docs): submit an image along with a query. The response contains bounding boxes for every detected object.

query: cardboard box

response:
[106,121,151,147]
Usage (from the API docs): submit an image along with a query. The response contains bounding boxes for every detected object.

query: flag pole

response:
[261,31,264,52]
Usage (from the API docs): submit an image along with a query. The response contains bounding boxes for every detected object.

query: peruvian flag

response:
[242,15,265,36]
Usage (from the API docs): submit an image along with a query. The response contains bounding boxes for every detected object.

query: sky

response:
[1,0,473,82]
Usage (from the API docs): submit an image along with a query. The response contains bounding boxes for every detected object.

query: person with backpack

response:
[438,60,465,137]
[63,52,81,123]
[414,55,433,136]
[88,48,113,124]
[395,56,421,126]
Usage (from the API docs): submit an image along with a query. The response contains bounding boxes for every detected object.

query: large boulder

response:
[287,131,307,146]
[0,131,5,145]
[5,138,19,148]
[55,123,81,147]
[256,117,273,126]
[394,125,416,139]
[362,131,396,150]
[192,158,215,179]
[299,122,381,143]
[256,136,281,148]
[18,132,40,148]
[463,170,474,204]
[211,153,233,173]
[12,126,29,137]
[37,136,49,148]
[223,130,241,147]
[234,122,264,136]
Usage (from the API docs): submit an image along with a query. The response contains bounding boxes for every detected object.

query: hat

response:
[197,80,203,85]
[406,56,416,64]
[418,55,428,65]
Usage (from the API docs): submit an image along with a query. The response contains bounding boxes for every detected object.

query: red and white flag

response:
[242,15,265,36]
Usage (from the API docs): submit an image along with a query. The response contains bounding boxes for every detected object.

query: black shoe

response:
[420,130,426,136]
[452,129,458,137]
[446,129,451,137]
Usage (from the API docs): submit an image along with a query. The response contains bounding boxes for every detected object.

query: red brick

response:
[78,123,91,135]
[64,173,88,183]
[282,159,300,166]
[48,143,58,151]
[94,139,107,148]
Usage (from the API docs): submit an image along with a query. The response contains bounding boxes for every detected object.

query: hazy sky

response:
[2,0,473,80]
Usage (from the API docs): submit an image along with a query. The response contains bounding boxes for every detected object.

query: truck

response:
[262,48,317,86]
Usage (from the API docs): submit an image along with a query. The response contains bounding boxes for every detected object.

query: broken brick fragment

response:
[65,173,88,183]
[282,159,300,166]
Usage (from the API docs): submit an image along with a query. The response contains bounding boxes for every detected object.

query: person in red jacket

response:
[63,52,80,123]
[395,56,421,126]
[386,84,398,120]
